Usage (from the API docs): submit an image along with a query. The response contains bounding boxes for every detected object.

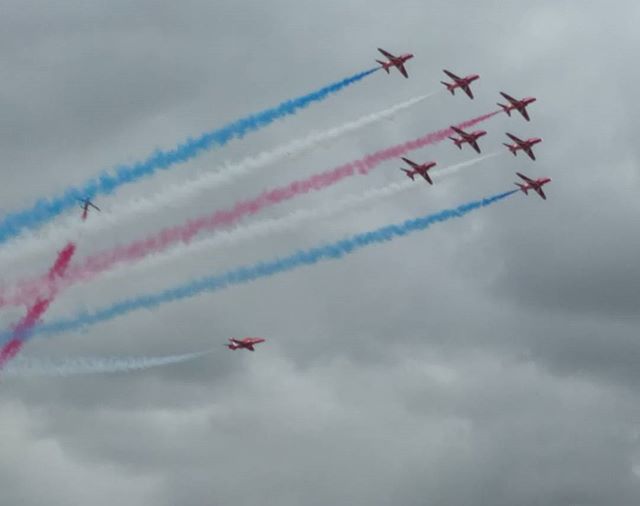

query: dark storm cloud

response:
[1,1,640,505]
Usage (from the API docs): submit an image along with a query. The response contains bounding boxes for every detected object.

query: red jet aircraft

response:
[78,198,100,221]
[225,337,266,351]
[440,70,480,99]
[376,48,414,78]
[448,125,487,154]
[400,157,437,184]
[497,92,536,121]
[514,172,551,200]
[503,133,542,160]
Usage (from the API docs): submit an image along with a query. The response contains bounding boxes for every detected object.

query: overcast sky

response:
[1,1,640,505]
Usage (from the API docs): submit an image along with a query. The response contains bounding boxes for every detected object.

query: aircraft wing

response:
[499,91,517,104]
[398,63,409,78]
[377,48,396,59]
[524,147,536,160]
[516,172,535,183]
[535,187,547,200]
[461,85,474,99]
[518,108,530,121]
[506,132,522,143]
[443,69,461,81]
[470,140,481,154]
[421,172,433,185]
[450,125,466,136]
[401,157,418,168]
[89,202,101,211]
[247,345,255,351]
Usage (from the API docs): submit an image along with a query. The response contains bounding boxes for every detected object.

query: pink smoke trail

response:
[0,243,75,369]
[2,111,499,305]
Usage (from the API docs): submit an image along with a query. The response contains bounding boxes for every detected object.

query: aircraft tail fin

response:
[376,60,390,73]
[498,103,511,116]
[441,82,454,94]
[449,137,462,149]
[503,143,516,155]
[401,169,415,180]
[515,183,528,195]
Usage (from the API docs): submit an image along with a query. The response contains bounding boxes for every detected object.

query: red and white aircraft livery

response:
[225,337,266,351]
[78,198,100,221]
[400,157,437,184]
[514,172,551,200]
[440,70,480,99]
[448,125,487,154]
[503,133,542,161]
[376,48,414,78]
[498,92,536,121]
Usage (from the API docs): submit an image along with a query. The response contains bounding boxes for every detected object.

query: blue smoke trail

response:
[0,67,379,244]
[4,190,517,343]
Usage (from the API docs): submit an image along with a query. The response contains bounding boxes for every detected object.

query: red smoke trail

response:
[2,111,499,305]
[0,242,75,369]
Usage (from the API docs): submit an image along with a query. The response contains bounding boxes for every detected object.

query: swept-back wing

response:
[516,172,535,183]
[461,85,474,99]
[500,92,517,104]
[469,140,481,154]
[506,132,523,143]
[524,148,536,160]
[535,188,547,200]
[443,69,461,81]
[450,125,467,136]
[401,157,419,168]
[377,48,396,59]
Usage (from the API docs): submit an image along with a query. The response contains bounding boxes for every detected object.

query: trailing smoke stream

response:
[100,153,501,280]
[5,190,518,343]
[3,349,213,377]
[0,91,441,267]
[0,112,500,307]
[0,68,378,245]
[0,242,76,369]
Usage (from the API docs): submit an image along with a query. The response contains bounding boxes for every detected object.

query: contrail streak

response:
[0,112,500,307]
[0,91,441,268]
[7,189,518,343]
[0,68,379,245]
[0,242,76,369]
[102,153,502,279]
[3,349,213,377]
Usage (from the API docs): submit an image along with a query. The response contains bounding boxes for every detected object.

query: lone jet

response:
[498,92,536,121]
[514,172,551,200]
[78,198,100,221]
[503,133,542,160]
[440,70,480,99]
[448,125,487,154]
[225,337,266,351]
[400,157,437,184]
[375,48,414,78]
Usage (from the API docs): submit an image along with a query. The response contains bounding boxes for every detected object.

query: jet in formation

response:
[498,92,537,121]
[78,198,100,221]
[225,337,266,351]
[376,48,414,78]
[400,157,437,184]
[514,172,551,200]
[503,133,542,160]
[440,70,480,99]
[448,126,487,154]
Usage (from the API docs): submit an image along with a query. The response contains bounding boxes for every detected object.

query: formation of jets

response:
[71,49,550,358]
[374,48,550,202]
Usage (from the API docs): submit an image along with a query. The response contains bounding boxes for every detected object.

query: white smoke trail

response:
[97,153,500,281]
[3,349,213,377]
[0,92,440,269]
